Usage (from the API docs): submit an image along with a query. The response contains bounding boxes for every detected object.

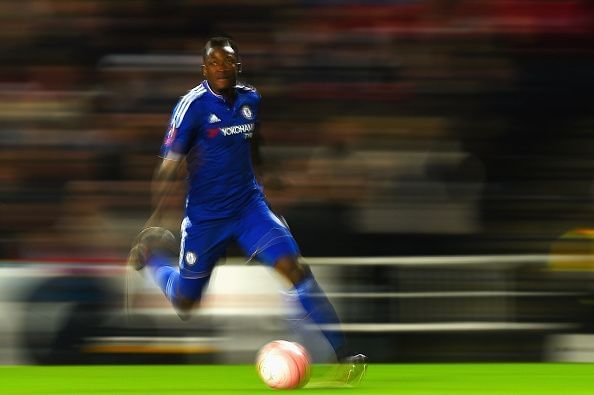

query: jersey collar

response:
[203,80,241,103]
[203,80,224,100]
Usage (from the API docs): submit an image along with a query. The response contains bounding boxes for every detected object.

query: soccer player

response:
[128,36,366,383]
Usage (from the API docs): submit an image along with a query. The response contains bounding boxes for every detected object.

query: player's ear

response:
[201,64,207,77]
[237,62,242,74]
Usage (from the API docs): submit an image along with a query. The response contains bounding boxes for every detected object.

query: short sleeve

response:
[160,99,200,158]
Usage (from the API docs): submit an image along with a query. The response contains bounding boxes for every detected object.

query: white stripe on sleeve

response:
[172,86,205,128]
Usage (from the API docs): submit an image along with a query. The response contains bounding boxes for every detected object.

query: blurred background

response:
[0,0,593,365]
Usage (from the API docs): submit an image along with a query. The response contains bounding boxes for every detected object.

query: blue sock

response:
[147,254,180,304]
[147,254,209,309]
[293,275,345,357]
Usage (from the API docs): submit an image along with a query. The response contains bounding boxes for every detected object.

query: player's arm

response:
[250,92,284,190]
[252,122,286,191]
[144,94,199,227]
[251,122,263,181]
[144,155,183,228]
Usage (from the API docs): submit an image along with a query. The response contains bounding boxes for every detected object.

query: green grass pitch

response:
[1,364,593,394]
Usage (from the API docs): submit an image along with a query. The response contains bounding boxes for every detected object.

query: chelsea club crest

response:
[185,251,197,266]
[240,105,253,120]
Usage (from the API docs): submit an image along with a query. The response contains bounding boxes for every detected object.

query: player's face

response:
[202,46,239,93]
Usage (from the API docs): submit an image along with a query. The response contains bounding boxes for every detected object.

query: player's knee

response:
[274,256,309,285]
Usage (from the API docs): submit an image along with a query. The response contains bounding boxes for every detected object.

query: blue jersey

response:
[160,80,264,220]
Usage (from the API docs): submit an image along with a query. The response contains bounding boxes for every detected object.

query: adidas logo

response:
[208,114,221,123]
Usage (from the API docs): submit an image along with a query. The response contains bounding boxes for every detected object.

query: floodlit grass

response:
[1,363,594,394]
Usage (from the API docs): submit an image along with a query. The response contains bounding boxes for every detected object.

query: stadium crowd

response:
[0,0,592,261]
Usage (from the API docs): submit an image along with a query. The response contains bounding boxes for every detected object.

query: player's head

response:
[201,36,241,93]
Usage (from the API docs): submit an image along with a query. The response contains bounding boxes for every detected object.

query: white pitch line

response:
[228,254,592,267]
[317,322,576,332]
[325,291,584,299]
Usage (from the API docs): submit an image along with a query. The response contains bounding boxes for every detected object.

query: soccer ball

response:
[256,340,311,389]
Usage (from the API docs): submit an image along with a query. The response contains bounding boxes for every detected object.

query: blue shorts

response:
[178,198,300,280]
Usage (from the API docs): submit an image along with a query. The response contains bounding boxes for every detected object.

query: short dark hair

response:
[202,37,240,63]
